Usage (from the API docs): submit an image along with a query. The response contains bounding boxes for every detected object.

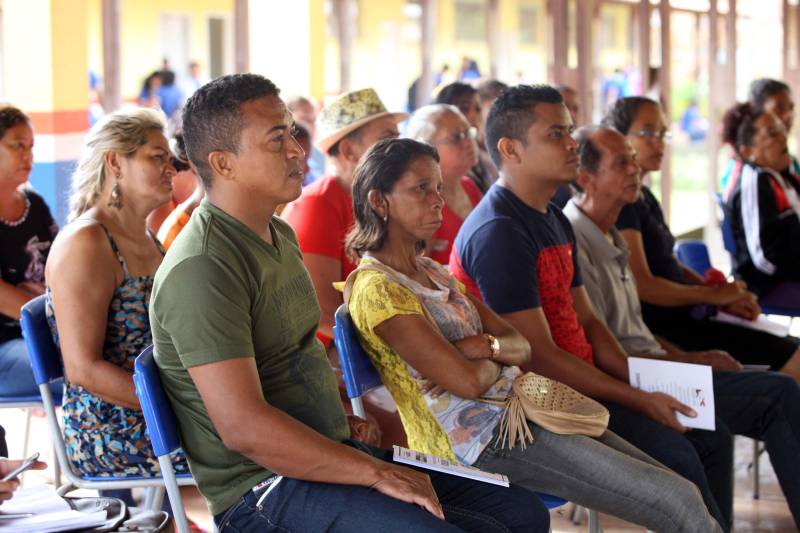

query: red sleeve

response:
[283,192,346,261]
[461,176,484,207]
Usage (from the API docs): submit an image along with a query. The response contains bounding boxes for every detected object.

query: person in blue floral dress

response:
[45,107,188,479]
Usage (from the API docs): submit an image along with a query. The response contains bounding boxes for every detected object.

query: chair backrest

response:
[133,346,181,457]
[20,294,64,385]
[674,240,712,276]
[333,304,382,400]
[714,192,738,256]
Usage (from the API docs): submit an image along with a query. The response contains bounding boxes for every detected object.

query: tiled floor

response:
[2,407,796,532]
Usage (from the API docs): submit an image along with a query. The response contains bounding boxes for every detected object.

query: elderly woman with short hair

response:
[406,104,482,265]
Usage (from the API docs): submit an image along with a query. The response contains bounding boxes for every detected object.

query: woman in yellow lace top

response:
[344,138,724,533]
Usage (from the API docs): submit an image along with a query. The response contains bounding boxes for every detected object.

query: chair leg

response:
[143,486,165,511]
[22,409,32,458]
[588,508,601,533]
[52,444,61,487]
[752,439,760,500]
[56,482,76,497]
[158,456,190,533]
[570,503,584,525]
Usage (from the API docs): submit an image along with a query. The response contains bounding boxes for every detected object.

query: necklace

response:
[0,193,31,227]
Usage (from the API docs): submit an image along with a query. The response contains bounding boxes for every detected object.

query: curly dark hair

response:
[601,96,658,135]
[346,138,440,259]
[721,102,764,156]
[484,84,563,168]
[749,78,791,111]
[0,105,30,139]
[182,74,280,187]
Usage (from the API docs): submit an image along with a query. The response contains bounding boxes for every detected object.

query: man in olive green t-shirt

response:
[149,73,548,532]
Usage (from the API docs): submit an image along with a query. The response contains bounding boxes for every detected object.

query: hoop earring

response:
[107,178,123,209]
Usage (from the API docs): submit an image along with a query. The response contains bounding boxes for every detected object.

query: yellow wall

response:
[88,0,103,78]
[52,0,89,110]
[112,0,233,100]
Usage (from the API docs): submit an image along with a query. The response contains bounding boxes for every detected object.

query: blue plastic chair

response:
[674,240,712,277]
[332,304,581,517]
[134,346,193,533]
[20,294,192,511]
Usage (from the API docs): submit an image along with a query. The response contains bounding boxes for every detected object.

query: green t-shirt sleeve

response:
[155,255,254,368]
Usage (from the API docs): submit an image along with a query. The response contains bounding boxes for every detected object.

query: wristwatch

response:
[485,333,500,359]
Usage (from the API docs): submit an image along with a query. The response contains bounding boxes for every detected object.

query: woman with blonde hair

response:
[45,107,188,478]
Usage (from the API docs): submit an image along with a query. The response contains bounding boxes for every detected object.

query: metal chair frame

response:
[20,295,193,513]
[134,346,195,533]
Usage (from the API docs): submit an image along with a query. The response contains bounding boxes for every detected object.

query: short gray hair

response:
[405,104,462,144]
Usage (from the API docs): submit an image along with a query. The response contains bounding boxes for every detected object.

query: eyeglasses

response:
[433,127,478,146]
[629,130,672,143]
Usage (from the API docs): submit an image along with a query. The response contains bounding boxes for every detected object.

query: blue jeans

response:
[604,401,732,531]
[714,369,800,528]
[214,440,549,533]
[0,337,61,397]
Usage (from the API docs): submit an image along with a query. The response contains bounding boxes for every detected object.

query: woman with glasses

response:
[406,104,482,264]
[435,83,498,193]
[603,96,800,379]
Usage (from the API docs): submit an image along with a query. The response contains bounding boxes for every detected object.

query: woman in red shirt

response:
[406,104,482,265]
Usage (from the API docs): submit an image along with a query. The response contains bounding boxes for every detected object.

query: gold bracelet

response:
[485,333,500,359]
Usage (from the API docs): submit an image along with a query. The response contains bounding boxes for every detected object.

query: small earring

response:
[107,177,123,209]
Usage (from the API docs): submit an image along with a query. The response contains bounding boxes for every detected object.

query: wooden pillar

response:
[101,0,121,112]
[416,0,436,108]
[638,0,651,94]
[576,0,594,125]
[550,0,568,85]
[659,0,672,221]
[334,0,355,93]
[725,0,737,104]
[783,0,791,80]
[234,0,249,73]
[487,0,500,79]
[708,0,721,237]
[694,13,702,84]
[793,1,800,150]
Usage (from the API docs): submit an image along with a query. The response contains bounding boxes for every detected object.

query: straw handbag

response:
[482,373,609,450]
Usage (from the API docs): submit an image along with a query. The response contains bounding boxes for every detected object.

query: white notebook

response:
[628,357,716,431]
[393,445,510,487]
[0,485,108,533]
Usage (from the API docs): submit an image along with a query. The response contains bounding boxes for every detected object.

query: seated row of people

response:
[5,73,799,531]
